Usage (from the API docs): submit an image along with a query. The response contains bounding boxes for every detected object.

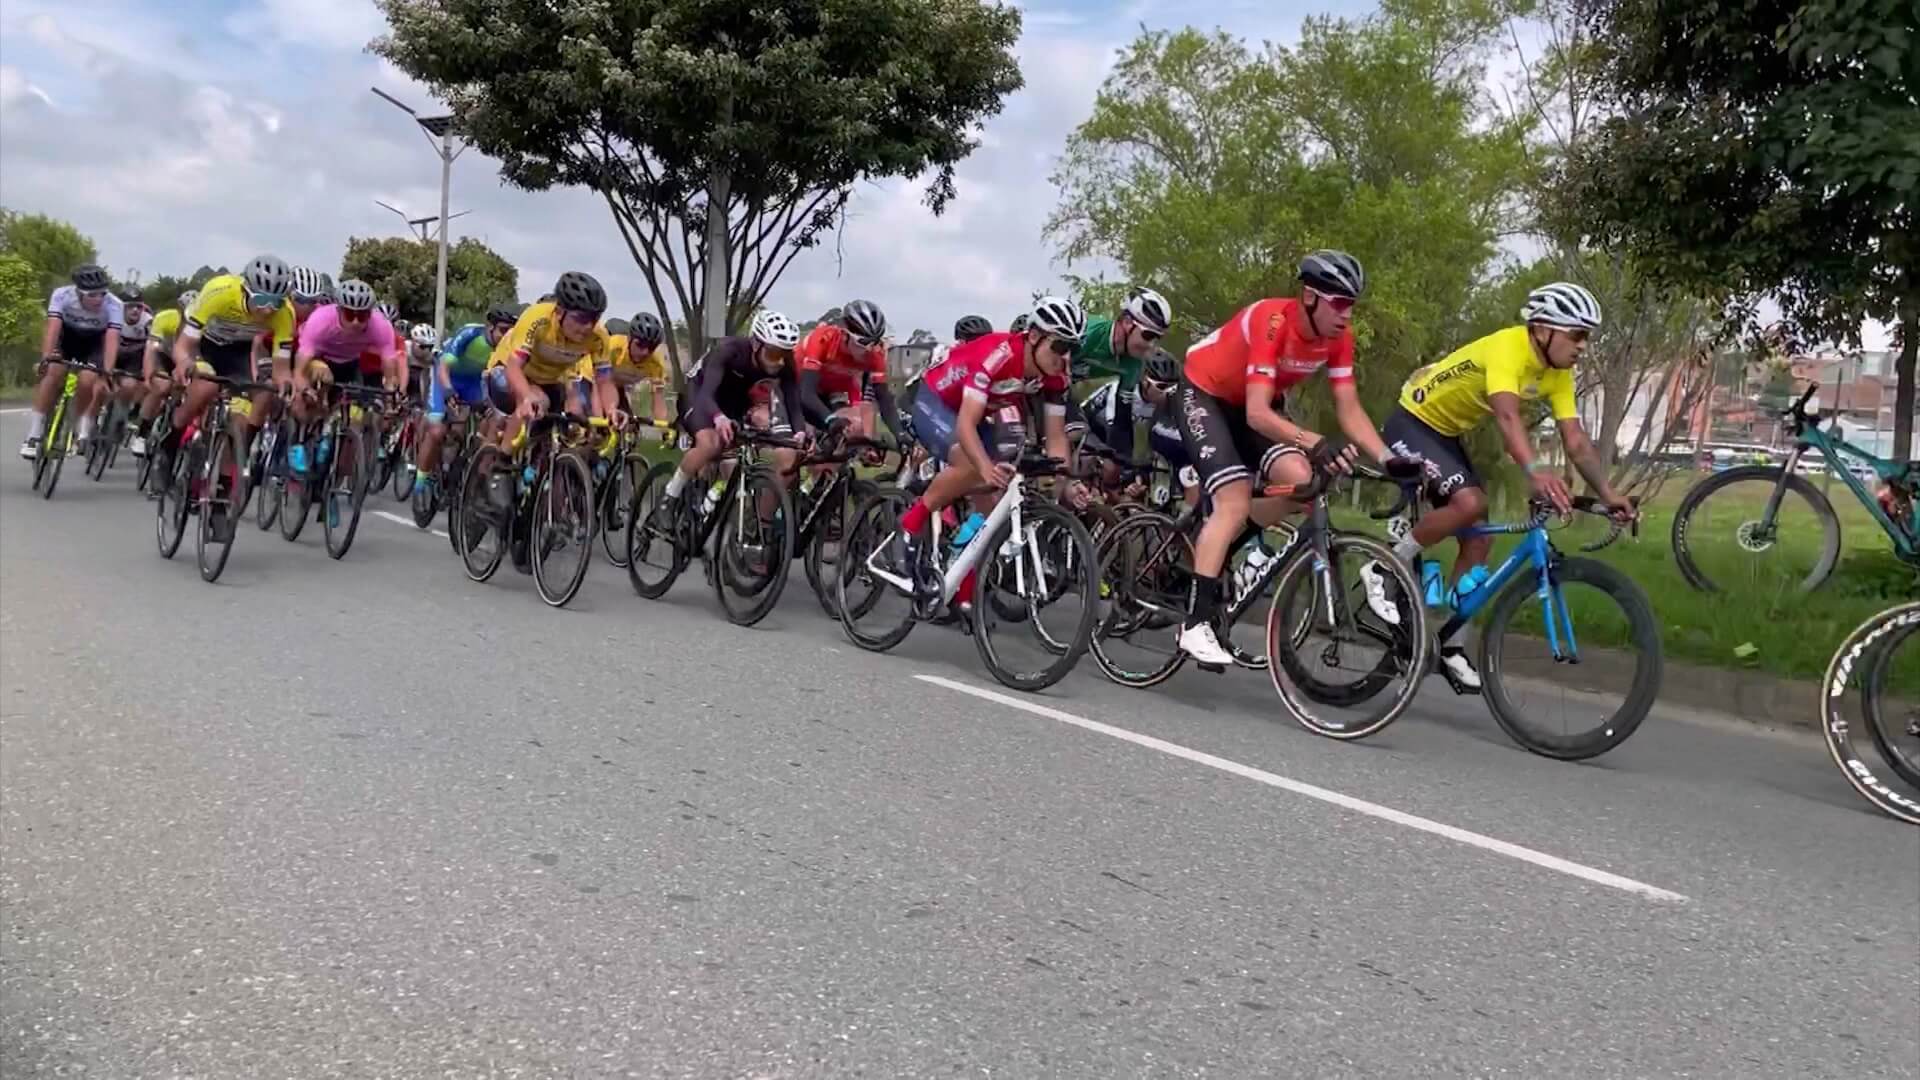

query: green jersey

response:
[1070,317,1142,391]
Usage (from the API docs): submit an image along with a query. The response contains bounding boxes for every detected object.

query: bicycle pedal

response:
[1195,661,1228,674]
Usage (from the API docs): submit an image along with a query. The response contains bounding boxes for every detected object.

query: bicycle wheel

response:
[626,461,689,599]
[972,503,1099,692]
[1479,556,1663,760]
[1089,512,1192,689]
[323,423,372,559]
[804,477,875,619]
[1821,603,1920,824]
[1268,534,1426,740]
[255,419,285,531]
[411,462,442,528]
[155,440,192,559]
[389,417,417,501]
[835,487,918,652]
[599,453,645,568]
[196,430,242,583]
[280,430,317,542]
[135,438,155,493]
[86,427,110,480]
[458,445,511,582]
[443,449,468,554]
[1670,465,1841,595]
[37,402,68,499]
[532,451,596,607]
[711,464,795,626]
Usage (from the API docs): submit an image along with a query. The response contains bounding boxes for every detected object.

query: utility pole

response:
[372,88,466,338]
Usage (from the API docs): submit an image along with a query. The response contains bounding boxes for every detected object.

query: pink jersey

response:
[925,331,1069,412]
[297,304,399,366]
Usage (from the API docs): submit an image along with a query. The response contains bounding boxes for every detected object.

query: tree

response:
[374,0,1023,376]
[339,235,518,328]
[1047,1,1531,430]
[0,208,98,297]
[137,267,225,312]
[1560,0,1919,459]
[0,253,45,386]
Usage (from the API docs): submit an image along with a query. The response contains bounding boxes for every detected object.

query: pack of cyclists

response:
[23,249,1640,689]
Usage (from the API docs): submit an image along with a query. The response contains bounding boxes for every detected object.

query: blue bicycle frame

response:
[1435,522,1581,662]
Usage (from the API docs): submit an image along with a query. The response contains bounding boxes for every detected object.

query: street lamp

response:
[375,199,472,243]
[371,86,466,338]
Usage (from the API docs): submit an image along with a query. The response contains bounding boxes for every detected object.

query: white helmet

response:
[1122,286,1171,334]
[409,324,439,347]
[336,279,377,312]
[1027,295,1086,340]
[242,253,292,297]
[1521,282,1603,330]
[288,266,326,302]
[750,309,801,350]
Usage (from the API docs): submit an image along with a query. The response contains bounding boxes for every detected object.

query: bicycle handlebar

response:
[1521,493,1641,551]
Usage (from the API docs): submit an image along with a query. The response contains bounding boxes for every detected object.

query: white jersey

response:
[47,286,125,334]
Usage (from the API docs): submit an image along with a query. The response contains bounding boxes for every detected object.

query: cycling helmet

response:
[1009,313,1029,333]
[603,318,630,337]
[120,286,146,305]
[71,264,111,291]
[1027,295,1086,340]
[410,324,439,347]
[1521,282,1603,330]
[377,301,400,320]
[628,311,664,345]
[1122,286,1172,334]
[288,265,325,302]
[242,254,293,297]
[953,315,993,342]
[486,303,518,326]
[316,273,336,302]
[750,309,801,350]
[842,299,887,344]
[336,279,377,311]
[551,271,607,314]
[1298,249,1366,300]
[394,318,413,335]
[177,289,199,312]
[1144,347,1179,386]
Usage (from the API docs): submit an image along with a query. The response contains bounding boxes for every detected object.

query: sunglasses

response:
[1045,336,1076,357]
[340,308,371,323]
[1560,328,1592,343]
[249,292,285,308]
[79,289,107,300]
[1137,328,1163,343]
[1312,291,1357,315]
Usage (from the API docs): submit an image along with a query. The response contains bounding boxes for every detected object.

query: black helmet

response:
[1298,249,1366,301]
[603,317,631,337]
[1144,347,1179,386]
[1009,313,1029,333]
[953,315,993,342]
[552,271,606,314]
[120,286,146,305]
[842,299,887,344]
[628,311,664,345]
[71,264,111,291]
[486,303,518,326]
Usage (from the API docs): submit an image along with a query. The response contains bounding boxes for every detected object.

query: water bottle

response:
[521,464,537,488]
[593,457,609,483]
[700,478,724,517]
[1450,564,1491,611]
[1421,560,1447,608]
[950,511,987,551]
[316,434,332,467]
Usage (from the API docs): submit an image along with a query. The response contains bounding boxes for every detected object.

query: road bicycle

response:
[624,427,802,626]
[1671,383,1918,594]
[83,373,141,482]
[411,398,487,554]
[152,373,276,583]
[585,415,676,569]
[29,356,106,500]
[835,452,1100,692]
[458,411,606,608]
[791,429,891,619]
[1820,601,1920,824]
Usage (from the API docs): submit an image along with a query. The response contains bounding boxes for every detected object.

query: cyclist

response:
[406,324,439,402]
[657,310,807,522]
[414,303,516,497]
[592,311,675,428]
[1175,250,1395,665]
[286,279,401,475]
[151,255,295,490]
[105,286,153,421]
[889,297,1091,608]
[796,299,901,444]
[129,289,194,458]
[954,315,993,345]
[1081,345,1182,498]
[1068,286,1172,482]
[486,272,611,445]
[1378,281,1636,690]
[21,264,124,461]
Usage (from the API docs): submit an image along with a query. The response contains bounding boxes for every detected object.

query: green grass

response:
[1338,472,1917,688]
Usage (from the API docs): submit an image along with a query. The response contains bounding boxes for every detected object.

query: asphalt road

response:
[2,410,1916,1078]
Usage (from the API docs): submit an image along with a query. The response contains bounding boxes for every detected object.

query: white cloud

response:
[0,65,53,109]
[226,0,390,53]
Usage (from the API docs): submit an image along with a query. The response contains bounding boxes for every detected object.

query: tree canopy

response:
[340,235,519,328]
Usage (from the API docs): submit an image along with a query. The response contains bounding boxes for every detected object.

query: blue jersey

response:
[439,323,492,380]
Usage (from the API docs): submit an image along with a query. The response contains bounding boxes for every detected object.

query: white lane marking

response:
[916,674,1689,904]
[0,408,29,415]
[373,509,447,539]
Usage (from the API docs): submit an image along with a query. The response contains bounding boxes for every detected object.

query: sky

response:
[0,0,1888,351]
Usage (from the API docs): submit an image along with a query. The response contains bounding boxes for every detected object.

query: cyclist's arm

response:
[141,338,163,380]
[648,379,672,424]
[100,327,122,373]
[1328,379,1391,463]
[1039,390,1071,465]
[1244,380,1311,448]
[870,380,901,443]
[172,328,197,378]
[796,369,834,430]
[39,312,60,358]
[778,363,809,433]
[1557,418,1621,501]
[1488,393,1538,471]
[686,346,729,425]
[593,369,617,418]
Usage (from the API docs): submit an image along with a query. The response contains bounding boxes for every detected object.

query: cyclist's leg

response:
[1382,408,1489,570]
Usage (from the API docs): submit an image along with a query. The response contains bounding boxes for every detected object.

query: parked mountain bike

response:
[457,411,606,608]
[1820,601,1920,825]
[624,428,802,626]
[1671,383,1918,595]
[835,452,1099,692]
[29,356,106,500]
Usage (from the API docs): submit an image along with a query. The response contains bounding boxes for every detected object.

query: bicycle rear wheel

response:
[388,415,417,502]
[972,503,1099,692]
[458,445,510,582]
[1089,512,1191,689]
[532,451,596,607]
[155,441,192,559]
[804,477,874,619]
[1268,534,1426,740]
[255,418,286,531]
[196,430,242,582]
[712,464,795,626]
[1479,556,1662,760]
[599,454,645,568]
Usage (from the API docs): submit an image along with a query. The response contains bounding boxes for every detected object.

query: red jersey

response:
[925,331,1068,412]
[1184,298,1354,406]
[797,324,887,398]
[360,323,404,376]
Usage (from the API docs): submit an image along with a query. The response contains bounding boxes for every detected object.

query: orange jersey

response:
[1183,298,1354,406]
[797,323,886,397]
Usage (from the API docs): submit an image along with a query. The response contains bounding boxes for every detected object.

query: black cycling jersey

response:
[686,336,809,433]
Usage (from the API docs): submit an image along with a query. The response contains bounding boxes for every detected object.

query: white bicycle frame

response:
[866,471,1039,604]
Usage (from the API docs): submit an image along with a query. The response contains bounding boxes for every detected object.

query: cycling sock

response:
[956,568,977,606]
[900,499,932,536]
[663,470,688,498]
[1185,572,1220,628]
[27,412,47,438]
[1393,537,1423,563]
[77,416,94,442]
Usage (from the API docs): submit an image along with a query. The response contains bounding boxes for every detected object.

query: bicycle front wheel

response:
[599,454,645,568]
[712,464,795,627]
[155,442,192,559]
[972,503,1099,692]
[37,403,68,499]
[1671,465,1841,595]
[1479,556,1663,760]
[1268,533,1426,739]
[255,419,286,531]
[532,451,596,608]
[835,487,918,652]
[196,431,242,583]
[458,445,511,583]
[323,424,373,560]
[1089,511,1191,689]
[626,461,689,599]
[1821,603,1920,824]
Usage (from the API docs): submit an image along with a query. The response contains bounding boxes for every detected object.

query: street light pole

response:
[372,87,465,340]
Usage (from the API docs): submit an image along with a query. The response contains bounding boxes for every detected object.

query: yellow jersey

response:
[183,275,295,356]
[487,301,610,385]
[1399,325,1578,437]
[149,308,183,346]
[605,334,668,384]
